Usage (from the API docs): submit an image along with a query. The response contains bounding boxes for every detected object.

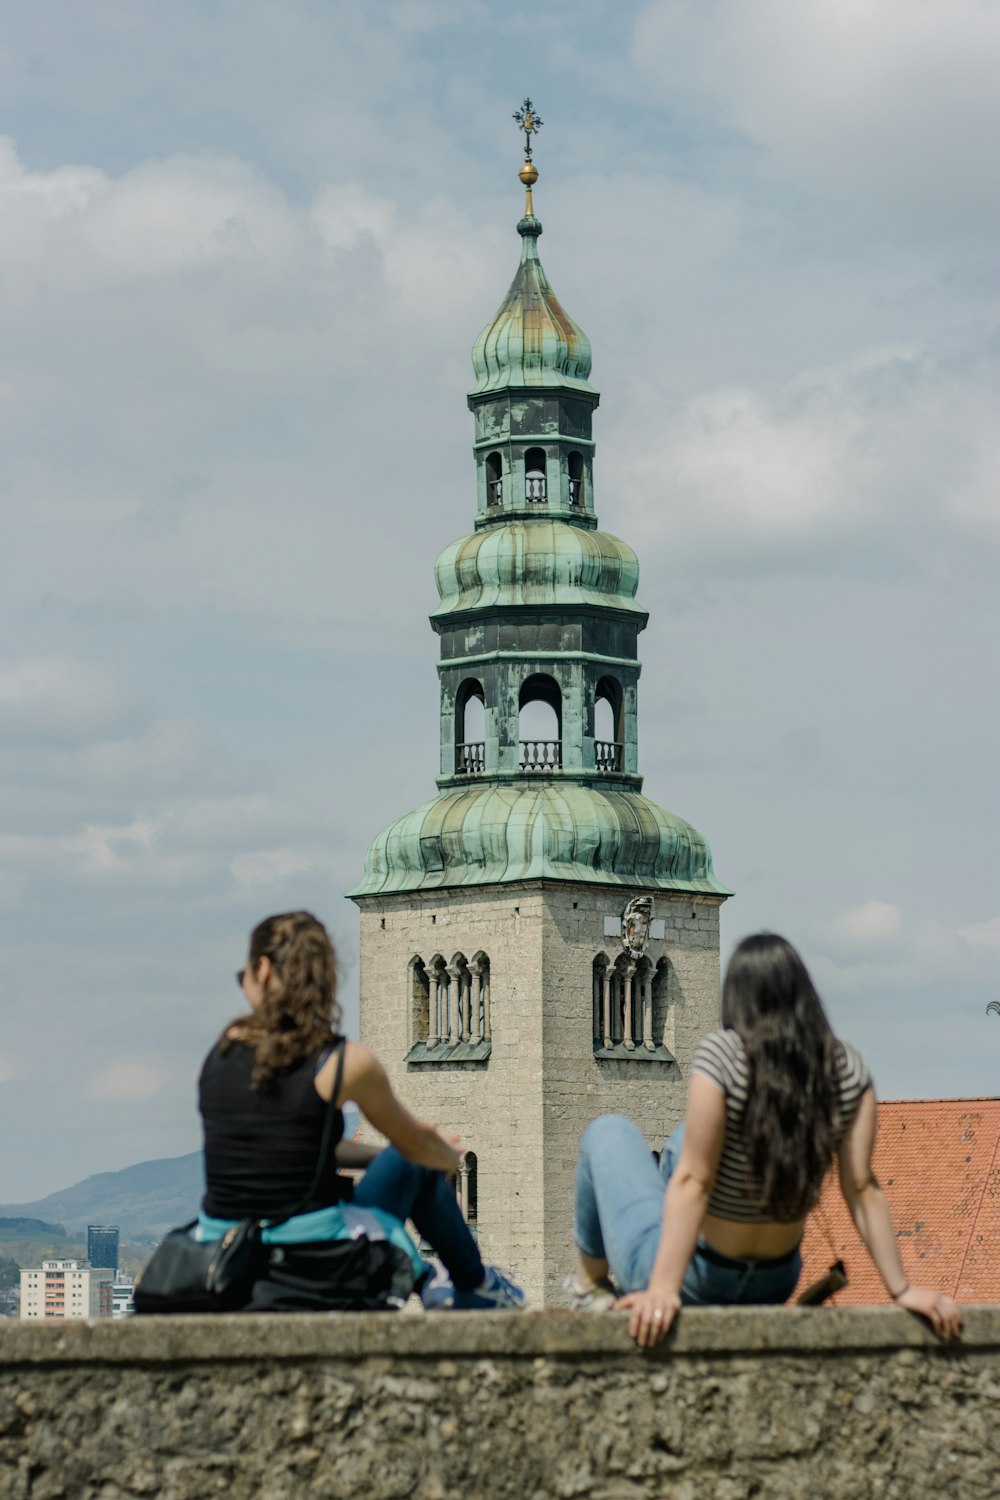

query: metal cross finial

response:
[513,98,543,161]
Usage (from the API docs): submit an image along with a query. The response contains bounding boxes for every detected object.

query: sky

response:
[1,0,998,1201]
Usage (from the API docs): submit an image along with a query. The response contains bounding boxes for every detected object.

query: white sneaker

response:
[563,1273,617,1312]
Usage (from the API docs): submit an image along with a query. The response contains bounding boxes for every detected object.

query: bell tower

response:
[350,104,730,1304]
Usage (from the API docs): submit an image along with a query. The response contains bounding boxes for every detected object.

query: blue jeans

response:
[353,1147,484,1292]
[574,1115,801,1305]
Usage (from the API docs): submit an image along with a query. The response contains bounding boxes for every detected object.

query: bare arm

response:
[617,1074,726,1347]
[317,1042,461,1176]
[838,1086,962,1339]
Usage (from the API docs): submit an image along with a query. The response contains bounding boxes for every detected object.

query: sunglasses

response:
[235,969,246,991]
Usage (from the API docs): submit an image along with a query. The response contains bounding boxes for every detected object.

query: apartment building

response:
[20,1260,114,1320]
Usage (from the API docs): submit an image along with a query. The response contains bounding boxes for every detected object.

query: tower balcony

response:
[453,742,638,782]
[456,742,486,775]
[519,739,561,773]
[456,741,563,775]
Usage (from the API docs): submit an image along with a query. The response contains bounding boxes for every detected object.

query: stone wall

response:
[2,1308,997,1500]
[355,882,723,1303]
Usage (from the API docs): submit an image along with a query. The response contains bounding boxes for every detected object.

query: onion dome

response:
[431,520,646,621]
[470,215,594,395]
[349,783,730,898]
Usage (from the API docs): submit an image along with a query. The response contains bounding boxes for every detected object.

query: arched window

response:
[445,953,473,1045]
[592,953,609,1046]
[426,954,448,1047]
[469,951,491,1044]
[653,956,671,1052]
[407,951,491,1063]
[458,1150,478,1228]
[567,451,584,506]
[518,673,561,772]
[524,447,546,503]
[485,452,503,507]
[595,676,623,773]
[634,955,655,1051]
[455,679,486,775]
[409,956,430,1044]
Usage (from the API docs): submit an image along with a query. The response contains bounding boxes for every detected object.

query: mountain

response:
[0,1154,204,1239]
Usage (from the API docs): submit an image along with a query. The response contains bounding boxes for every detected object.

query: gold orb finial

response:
[513,97,543,217]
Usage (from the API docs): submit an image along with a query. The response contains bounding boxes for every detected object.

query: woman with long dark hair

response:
[569,933,961,1345]
[198,910,524,1311]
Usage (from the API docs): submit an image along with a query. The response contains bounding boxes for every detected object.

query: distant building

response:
[20,1259,114,1320]
[111,1273,135,1318]
[800,1098,1000,1303]
[87,1224,120,1270]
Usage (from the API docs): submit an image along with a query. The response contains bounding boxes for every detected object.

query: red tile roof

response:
[798,1098,1000,1305]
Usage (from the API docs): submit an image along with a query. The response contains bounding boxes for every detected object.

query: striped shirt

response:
[691,1028,872,1224]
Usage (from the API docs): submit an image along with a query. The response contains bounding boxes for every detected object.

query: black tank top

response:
[199,1039,349,1219]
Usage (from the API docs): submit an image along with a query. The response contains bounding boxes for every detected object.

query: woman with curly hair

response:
[198,910,524,1311]
[569,932,961,1345]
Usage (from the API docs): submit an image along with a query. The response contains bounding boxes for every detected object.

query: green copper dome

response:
[432,520,645,620]
[349,783,729,897]
[470,218,594,395]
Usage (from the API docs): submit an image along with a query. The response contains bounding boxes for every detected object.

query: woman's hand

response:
[895,1285,963,1340]
[424,1127,462,1178]
[615,1289,682,1348]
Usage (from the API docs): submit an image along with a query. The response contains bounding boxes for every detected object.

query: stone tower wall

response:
[355,883,723,1305]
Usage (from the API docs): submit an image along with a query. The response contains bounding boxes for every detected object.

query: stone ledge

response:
[2,1304,997,1365]
[4,1307,998,1500]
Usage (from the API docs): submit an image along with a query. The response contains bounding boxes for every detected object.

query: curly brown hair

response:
[222,911,342,1090]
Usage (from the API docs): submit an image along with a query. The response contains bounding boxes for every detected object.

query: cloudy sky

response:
[2,0,998,1201]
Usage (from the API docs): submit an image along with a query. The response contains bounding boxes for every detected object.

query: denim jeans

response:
[574,1115,801,1304]
[353,1146,484,1292]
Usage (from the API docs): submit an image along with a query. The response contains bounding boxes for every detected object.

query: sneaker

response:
[452,1265,526,1311]
[419,1263,456,1310]
[563,1273,617,1312]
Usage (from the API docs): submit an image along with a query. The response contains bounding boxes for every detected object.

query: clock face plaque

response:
[621,896,653,959]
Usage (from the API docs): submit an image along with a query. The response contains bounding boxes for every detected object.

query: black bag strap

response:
[262,1036,347,1229]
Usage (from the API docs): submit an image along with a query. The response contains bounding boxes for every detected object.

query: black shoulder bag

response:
[135,1039,348,1315]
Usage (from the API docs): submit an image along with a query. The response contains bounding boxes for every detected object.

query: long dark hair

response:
[222,910,341,1089]
[721,933,840,1219]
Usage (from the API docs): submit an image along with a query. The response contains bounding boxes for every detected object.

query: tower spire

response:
[513,97,542,218]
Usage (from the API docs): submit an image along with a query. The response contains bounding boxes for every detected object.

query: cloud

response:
[611,339,1000,577]
[0,657,133,743]
[958,915,1000,953]
[0,1052,24,1084]
[633,0,1000,230]
[833,900,904,948]
[229,847,318,888]
[86,1059,172,1103]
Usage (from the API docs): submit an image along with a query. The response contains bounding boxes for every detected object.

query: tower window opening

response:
[568,451,584,507]
[485,451,503,507]
[653,956,671,1051]
[455,679,486,775]
[524,448,547,503]
[425,955,448,1046]
[409,956,430,1045]
[518,674,561,772]
[458,1150,478,1229]
[410,951,491,1054]
[594,676,624,773]
[594,951,656,1055]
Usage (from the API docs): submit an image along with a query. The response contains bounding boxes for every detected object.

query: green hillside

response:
[0,1154,203,1239]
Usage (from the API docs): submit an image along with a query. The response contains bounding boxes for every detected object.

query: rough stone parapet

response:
[2,1308,997,1498]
